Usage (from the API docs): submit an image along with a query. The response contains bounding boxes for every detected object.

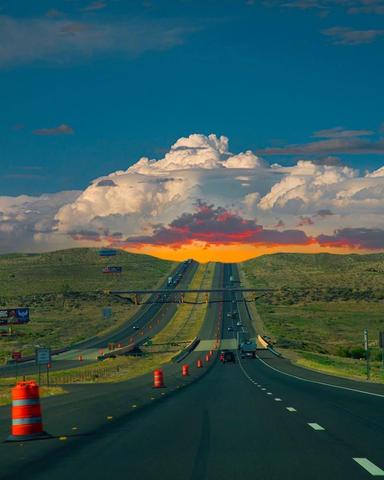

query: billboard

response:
[99,249,117,257]
[102,266,122,274]
[0,308,30,325]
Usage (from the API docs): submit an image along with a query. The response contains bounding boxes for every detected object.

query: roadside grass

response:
[292,351,384,383]
[0,248,176,363]
[0,385,66,407]
[239,253,384,383]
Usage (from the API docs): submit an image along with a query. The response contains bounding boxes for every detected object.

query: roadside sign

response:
[379,332,384,348]
[0,308,30,325]
[102,266,122,274]
[36,347,51,366]
[102,307,112,319]
[11,351,22,361]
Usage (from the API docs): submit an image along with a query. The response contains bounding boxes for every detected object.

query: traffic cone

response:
[7,381,51,442]
[153,369,165,388]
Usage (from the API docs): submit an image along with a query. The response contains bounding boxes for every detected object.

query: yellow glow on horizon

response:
[120,241,375,263]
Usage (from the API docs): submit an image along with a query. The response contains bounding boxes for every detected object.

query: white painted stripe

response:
[267,392,272,395]
[286,407,296,412]
[261,388,266,391]
[308,423,325,431]
[353,458,384,476]
[275,398,282,401]
[257,355,384,399]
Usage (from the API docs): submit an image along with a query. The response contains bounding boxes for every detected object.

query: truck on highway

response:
[167,276,173,286]
[239,340,257,359]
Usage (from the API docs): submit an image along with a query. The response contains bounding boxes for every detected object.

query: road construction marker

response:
[353,458,384,476]
[286,407,296,412]
[308,423,324,431]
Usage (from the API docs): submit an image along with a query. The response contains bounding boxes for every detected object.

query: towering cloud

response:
[1,133,384,258]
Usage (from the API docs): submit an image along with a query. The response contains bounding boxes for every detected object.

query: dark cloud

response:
[318,228,384,249]
[315,209,334,217]
[257,138,384,155]
[297,216,314,226]
[33,124,74,136]
[96,179,117,187]
[322,27,384,45]
[118,201,311,248]
[311,156,343,166]
[312,127,374,138]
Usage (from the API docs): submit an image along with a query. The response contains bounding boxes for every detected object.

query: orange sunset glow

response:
[121,241,377,263]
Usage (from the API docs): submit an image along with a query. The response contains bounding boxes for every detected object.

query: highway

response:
[0,260,198,377]
[1,263,384,479]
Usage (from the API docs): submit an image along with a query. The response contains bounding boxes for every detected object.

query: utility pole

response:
[364,328,370,380]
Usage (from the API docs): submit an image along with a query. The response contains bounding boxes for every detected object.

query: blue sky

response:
[1,0,383,195]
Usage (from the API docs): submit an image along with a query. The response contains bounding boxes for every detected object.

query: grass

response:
[0,384,66,407]
[240,253,384,382]
[0,248,176,363]
[0,263,215,396]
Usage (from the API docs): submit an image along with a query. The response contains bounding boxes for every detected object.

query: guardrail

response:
[173,337,200,363]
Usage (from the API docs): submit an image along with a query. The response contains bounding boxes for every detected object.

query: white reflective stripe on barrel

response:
[12,399,40,406]
[12,417,42,425]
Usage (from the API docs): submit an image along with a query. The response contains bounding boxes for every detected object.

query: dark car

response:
[219,350,235,363]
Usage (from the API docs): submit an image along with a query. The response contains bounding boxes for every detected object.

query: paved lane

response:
[2,263,384,479]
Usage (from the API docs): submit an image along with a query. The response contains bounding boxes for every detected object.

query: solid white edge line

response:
[257,355,384,399]
[353,458,384,476]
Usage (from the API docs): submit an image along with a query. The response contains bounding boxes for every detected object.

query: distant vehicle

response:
[132,325,139,330]
[167,276,174,286]
[227,311,237,318]
[227,326,234,332]
[236,321,242,327]
[219,350,235,363]
[240,340,257,359]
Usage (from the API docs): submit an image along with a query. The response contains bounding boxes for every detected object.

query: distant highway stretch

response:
[0,260,198,377]
[1,263,384,479]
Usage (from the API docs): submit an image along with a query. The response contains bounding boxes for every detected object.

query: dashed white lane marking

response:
[286,407,297,412]
[275,398,282,402]
[257,355,384,399]
[308,423,325,431]
[267,392,272,395]
[353,458,384,476]
[261,388,266,391]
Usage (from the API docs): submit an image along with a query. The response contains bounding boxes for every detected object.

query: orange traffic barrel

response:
[182,364,189,376]
[197,359,203,368]
[78,355,83,362]
[153,369,165,388]
[7,381,50,442]
[205,354,210,362]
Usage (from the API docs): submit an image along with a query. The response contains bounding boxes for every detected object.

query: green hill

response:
[0,248,176,362]
[0,248,175,297]
[241,253,384,382]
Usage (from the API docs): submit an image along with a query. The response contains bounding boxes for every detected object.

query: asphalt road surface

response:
[1,263,384,479]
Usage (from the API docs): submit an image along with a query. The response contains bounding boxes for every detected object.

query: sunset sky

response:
[1,1,384,262]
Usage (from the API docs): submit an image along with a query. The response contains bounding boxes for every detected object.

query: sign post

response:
[364,329,370,380]
[379,331,384,369]
[35,348,51,386]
